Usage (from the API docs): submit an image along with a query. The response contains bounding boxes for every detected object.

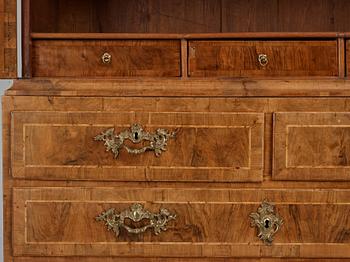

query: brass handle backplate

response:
[96,203,176,237]
[101,52,112,64]
[258,54,268,66]
[94,124,177,158]
[249,201,283,245]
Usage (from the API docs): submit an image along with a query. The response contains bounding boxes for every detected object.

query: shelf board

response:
[30,32,347,40]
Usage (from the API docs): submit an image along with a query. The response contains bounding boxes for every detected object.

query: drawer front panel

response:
[13,187,350,257]
[11,111,263,182]
[273,112,350,181]
[189,40,338,77]
[32,40,181,77]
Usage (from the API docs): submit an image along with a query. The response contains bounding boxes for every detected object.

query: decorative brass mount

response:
[101,52,112,64]
[258,53,268,66]
[249,201,283,245]
[96,203,176,237]
[94,124,176,158]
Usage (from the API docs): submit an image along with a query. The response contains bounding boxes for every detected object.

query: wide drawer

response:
[32,40,181,77]
[273,112,350,181]
[188,40,338,77]
[13,187,350,258]
[11,111,264,182]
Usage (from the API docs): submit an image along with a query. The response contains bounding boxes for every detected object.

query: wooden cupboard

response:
[2,0,350,261]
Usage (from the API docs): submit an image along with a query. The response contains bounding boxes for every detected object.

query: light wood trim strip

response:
[338,38,345,78]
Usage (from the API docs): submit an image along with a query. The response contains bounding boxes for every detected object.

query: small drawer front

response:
[13,187,350,258]
[189,40,338,77]
[32,40,181,77]
[273,112,350,181]
[11,111,264,182]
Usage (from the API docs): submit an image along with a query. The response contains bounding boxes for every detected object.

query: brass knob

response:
[258,54,268,66]
[101,52,112,64]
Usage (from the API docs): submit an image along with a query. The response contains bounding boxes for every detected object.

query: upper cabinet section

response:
[0,0,16,78]
[30,0,350,33]
[24,0,350,78]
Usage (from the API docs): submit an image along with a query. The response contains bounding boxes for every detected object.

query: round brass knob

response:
[258,54,268,66]
[101,52,112,64]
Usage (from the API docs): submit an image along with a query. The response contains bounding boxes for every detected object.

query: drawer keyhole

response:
[264,218,270,229]
[134,132,139,140]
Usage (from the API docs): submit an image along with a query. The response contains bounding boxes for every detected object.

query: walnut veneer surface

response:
[4,92,350,261]
[3,0,350,261]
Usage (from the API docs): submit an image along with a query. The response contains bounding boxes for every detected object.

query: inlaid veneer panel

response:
[273,112,350,181]
[13,187,350,257]
[11,111,263,182]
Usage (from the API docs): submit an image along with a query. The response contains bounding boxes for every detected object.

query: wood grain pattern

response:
[5,95,350,261]
[32,40,181,77]
[31,32,343,39]
[221,0,279,32]
[0,0,16,78]
[30,0,350,33]
[13,259,350,262]
[7,79,350,97]
[11,111,263,182]
[274,112,350,181]
[222,0,350,32]
[30,0,221,33]
[189,41,338,77]
[13,187,350,257]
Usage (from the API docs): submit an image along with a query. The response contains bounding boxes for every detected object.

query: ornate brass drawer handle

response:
[96,203,176,237]
[94,124,176,158]
[258,54,268,66]
[249,201,283,245]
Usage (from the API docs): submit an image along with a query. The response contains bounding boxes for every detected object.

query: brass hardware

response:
[249,201,283,245]
[96,203,176,237]
[258,54,268,66]
[94,124,176,158]
[101,52,112,64]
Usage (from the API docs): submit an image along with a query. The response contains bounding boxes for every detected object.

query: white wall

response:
[0,80,12,262]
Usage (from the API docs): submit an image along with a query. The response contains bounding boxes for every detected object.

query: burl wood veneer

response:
[3,0,350,261]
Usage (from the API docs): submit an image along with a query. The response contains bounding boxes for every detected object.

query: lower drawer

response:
[13,187,350,258]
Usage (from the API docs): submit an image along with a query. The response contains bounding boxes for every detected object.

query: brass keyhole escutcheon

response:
[249,201,283,245]
[258,54,268,66]
[101,52,112,64]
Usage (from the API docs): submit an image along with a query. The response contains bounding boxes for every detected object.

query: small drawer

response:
[189,40,338,77]
[11,109,264,182]
[273,112,350,181]
[32,40,181,77]
[13,187,350,257]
